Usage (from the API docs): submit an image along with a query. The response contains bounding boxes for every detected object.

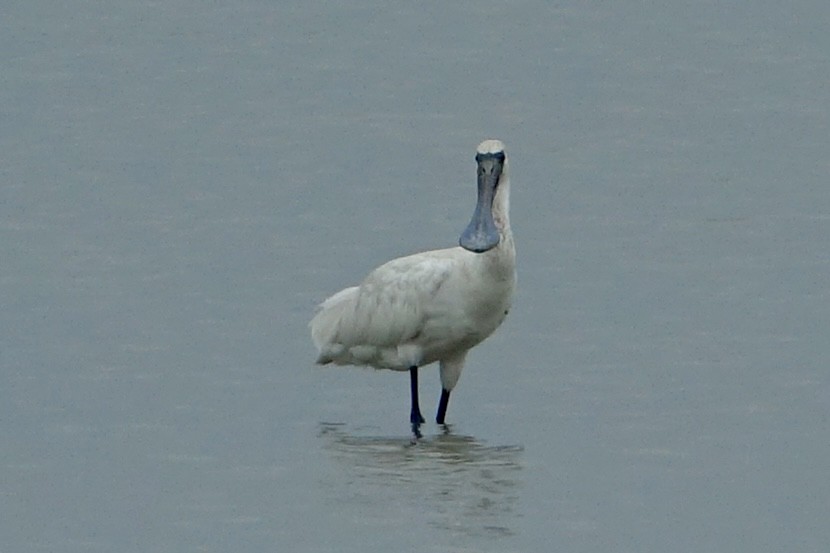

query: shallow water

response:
[2,1,829,552]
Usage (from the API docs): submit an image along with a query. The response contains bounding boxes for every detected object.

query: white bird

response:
[310,139,516,433]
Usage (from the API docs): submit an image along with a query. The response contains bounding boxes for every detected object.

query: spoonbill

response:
[310,139,515,434]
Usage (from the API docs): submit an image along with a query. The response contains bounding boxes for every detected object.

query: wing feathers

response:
[310,252,457,366]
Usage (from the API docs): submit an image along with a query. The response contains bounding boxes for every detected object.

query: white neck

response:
[493,169,511,238]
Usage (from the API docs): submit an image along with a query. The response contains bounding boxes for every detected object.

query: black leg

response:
[436,388,451,424]
[409,366,425,427]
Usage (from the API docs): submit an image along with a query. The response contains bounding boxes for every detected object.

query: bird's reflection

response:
[318,422,523,539]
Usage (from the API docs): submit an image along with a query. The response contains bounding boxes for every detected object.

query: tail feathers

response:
[310,286,359,361]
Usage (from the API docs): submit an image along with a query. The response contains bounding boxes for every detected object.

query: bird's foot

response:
[410,407,425,440]
[410,422,423,441]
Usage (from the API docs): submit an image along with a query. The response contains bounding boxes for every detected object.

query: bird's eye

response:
[495,152,505,162]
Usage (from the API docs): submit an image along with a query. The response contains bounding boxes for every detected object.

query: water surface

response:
[2,1,828,552]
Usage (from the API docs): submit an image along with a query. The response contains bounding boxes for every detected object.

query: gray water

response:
[2,1,828,552]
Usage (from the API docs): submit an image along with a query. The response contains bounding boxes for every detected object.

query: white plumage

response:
[310,139,515,429]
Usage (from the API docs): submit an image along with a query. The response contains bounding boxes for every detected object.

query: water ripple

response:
[318,422,523,540]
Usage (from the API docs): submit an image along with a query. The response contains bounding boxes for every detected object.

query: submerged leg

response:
[436,388,451,425]
[409,366,425,427]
